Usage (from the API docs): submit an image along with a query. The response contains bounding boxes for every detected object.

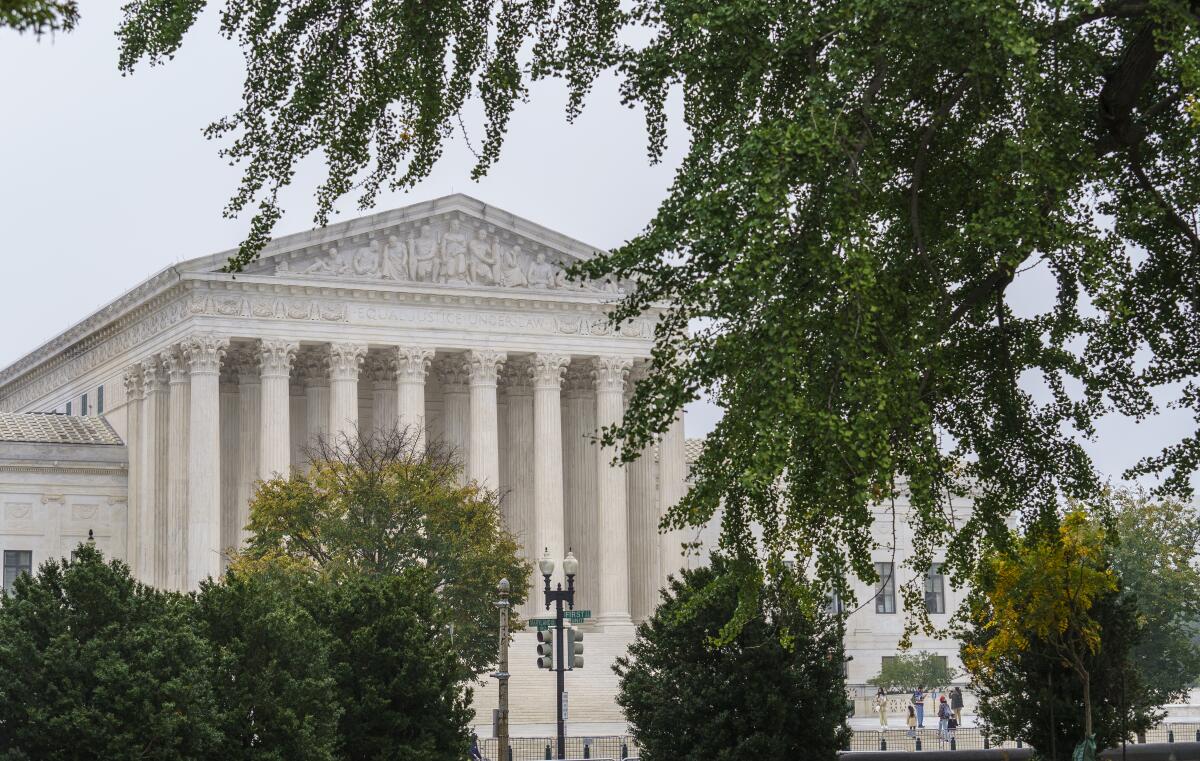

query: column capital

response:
[225,345,261,386]
[435,355,470,391]
[183,334,230,376]
[160,347,190,385]
[258,339,299,378]
[328,342,368,381]
[296,351,330,388]
[530,353,571,390]
[592,355,633,394]
[124,366,145,402]
[465,349,507,386]
[140,357,168,394]
[394,347,434,382]
[365,353,396,387]
[626,359,652,402]
[501,357,534,397]
[563,362,593,398]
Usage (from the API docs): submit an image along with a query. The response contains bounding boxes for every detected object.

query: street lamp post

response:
[494,578,511,761]
[539,548,579,760]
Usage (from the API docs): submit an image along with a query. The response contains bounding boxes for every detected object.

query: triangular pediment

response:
[181,194,624,294]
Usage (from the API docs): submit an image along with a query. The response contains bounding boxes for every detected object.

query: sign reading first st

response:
[529,610,591,630]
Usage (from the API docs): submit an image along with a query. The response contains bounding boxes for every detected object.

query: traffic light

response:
[536,629,554,669]
[566,625,584,670]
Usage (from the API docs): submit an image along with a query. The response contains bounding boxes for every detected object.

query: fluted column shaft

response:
[466,350,506,489]
[563,364,598,610]
[594,356,633,624]
[123,369,144,579]
[141,360,169,587]
[259,340,298,480]
[658,412,688,585]
[236,363,261,546]
[438,358,471,483]
[300,355,330,457]
[370,356,398,438]
[503,359,538,617]
[219,377,239,571]
[185,335,228,589]
[532,355,569,591]
[163,349,190,592]
[328,342,367,444]
[395,348,434,450]
[626,364,659,622]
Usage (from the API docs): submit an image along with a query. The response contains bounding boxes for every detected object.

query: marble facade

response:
[0,196,689,635]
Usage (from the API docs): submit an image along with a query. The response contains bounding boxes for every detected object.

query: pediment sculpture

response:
[270,217,622,293]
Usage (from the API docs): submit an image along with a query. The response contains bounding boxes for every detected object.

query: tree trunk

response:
[1082,670,1093,739]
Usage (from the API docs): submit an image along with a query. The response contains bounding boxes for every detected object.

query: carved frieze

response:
[261,213,625,294]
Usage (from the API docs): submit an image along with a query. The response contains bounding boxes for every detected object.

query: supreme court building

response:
[0,195,692,729]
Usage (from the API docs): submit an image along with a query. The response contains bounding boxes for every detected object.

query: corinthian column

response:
[562,363,598,610]
[327,342,367,445]
[140,358,169,587]
[218,366,240,570]
[593,355,633,625]
[531,354,569,592]
[122,368,144,580]
[502,358,537,617]
[625,361,660,622]
[161,347,190,592]
[395,347,434,450]
[184,334,228,589]
[235,354,261,546]
[436,356,470,482]
[258,339,298,480]
[465,349,506,489]
[658,411,688,586]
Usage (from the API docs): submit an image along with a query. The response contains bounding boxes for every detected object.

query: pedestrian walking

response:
[874,688,889,728]
[906,706,917,739]
[950,686,964,725]
[937,695,952,745]
[911,686,926,727]
[469,733,484,761]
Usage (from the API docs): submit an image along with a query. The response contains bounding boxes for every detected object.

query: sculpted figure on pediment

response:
[305,246,353,275]
[527,252,556,289]
[381,234,409,281]
[467,228,497,285]
[353,240,383,277]
[440,219,469,283]
[497,243,528,287]
[411,224,441,282]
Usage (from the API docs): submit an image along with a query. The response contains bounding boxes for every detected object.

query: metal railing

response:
[479,722,1200,759]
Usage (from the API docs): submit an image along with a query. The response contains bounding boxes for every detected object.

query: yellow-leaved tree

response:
[963,511,1116,751]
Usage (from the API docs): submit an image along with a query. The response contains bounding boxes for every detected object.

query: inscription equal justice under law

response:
[272,216,623,293]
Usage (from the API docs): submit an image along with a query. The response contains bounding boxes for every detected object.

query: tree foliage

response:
[868,650,960,694]
[0,544,223,760]
[0,546,474,761]
[117,2,1200,608]
[615,555,851,760]
[1108,487,1200,704]
[233,428,529,675]
[961,511,1127,750]
[1,0,77,34]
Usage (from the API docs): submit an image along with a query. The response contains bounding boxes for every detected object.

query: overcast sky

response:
[1,6,1193,492]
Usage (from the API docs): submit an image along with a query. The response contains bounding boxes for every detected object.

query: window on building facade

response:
[874,561,896,614]
[81,393,88,416]
[65,401,72,415]
[3,550,32,592]
[826,589,845,616]
[96,385,104,414]
[925,563,946,614]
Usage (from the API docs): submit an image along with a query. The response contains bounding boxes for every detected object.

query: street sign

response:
[562,691,568,720]
[529,610,590,629]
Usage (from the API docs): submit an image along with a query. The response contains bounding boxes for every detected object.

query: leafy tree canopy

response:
[615,555,851,761]
[232,429,530,675]
[1,0,77,34]
[1108,487,1200,704]
[118,2,1200,608]
[868,650,960,694]
[962,510,1124,748]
